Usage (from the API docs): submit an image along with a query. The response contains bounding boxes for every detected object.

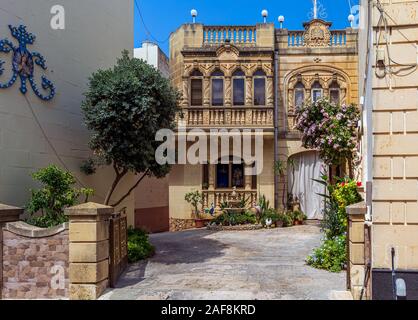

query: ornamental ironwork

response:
[0,25,55,100]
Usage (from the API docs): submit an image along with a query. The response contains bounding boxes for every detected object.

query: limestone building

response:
[167,17,358,230]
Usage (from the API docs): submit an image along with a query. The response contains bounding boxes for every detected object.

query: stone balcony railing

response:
[287,29,348,47]
[203,26,257,46]
[176,106,274,128]
[202,189,258,208]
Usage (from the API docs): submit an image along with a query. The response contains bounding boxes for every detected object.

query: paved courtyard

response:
[100,224,346,300]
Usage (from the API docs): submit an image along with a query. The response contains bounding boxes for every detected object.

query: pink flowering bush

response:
[295,98,360,165]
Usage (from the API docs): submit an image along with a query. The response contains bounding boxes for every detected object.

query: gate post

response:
[346,202,367,300]
[0,204,23,299]
[65,202,113,300]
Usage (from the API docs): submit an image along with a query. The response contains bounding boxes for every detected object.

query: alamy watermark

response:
[155,125,264,176]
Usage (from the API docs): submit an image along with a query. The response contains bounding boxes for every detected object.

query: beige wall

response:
[0,0,135,225]
[359,0,418,270]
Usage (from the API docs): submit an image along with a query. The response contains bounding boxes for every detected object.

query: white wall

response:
[0,0,135,223]
[134,42,169,78]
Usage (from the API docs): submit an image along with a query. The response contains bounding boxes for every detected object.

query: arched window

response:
[253,69,266,106]
[294,81,305,109]
[190,70,203,106]
[329,80,340,105]
[211,70,224,106]
[311,81,323,103]
[232,69,245,106]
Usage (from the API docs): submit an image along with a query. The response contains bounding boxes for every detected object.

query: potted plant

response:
[283,212,294,227]
[185,190,209,228]
[292,210,307,225]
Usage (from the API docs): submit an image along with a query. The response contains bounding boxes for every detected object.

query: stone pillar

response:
[0,204,22,299]
[244,164,252,190]
[203,76,210,107]
[65,202,113,300]
[245,76,252,106]
[182,76,189,108]
[346,202,367,300]
[267,76,274,107]
[224,76,232,107]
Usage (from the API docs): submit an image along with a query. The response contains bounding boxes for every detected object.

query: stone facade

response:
[168,20,358,229]
[358,0,418,299]
[168,23,276,227]
[1,222,69,299]
[276,20,359,197]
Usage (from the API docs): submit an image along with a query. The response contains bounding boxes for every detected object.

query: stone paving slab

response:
[100,225,345,300]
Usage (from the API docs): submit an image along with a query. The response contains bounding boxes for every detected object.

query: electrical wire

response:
[23,95,105,201]
[374,0,417,80]
[134,0,170,44]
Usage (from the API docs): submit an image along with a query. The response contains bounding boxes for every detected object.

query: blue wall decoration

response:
[0,25,56,101]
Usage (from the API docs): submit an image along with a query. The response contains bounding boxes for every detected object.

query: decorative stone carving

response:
[303,19,332,47]
[245,76,252,105]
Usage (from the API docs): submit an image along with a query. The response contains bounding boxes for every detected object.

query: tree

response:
[81,50,179,206]
[26,165,93,228]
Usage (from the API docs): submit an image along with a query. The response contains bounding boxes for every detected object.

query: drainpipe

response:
[274,50,279,209]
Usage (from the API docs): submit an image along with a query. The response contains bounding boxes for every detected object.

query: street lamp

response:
[348,14,355,28]
[278,15,285,29]
[261,9,268,23]
[191,9,198,24]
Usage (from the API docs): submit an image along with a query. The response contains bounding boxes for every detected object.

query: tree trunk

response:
[110,170,150,207]
[104,165,127,205]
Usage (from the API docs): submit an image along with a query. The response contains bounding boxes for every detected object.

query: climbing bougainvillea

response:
[295,98,360,165]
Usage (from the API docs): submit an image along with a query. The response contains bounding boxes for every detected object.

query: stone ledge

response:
[3,221,68,238]
[346,202,367,216]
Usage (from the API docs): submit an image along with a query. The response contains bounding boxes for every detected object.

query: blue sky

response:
[134,0,359,55]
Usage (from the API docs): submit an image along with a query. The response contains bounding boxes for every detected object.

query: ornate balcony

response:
[203,26,257,46]
[176,106,274,128]
[202,189,258,208]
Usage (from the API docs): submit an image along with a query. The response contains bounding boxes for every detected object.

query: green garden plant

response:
[127,227,155,263]
[307,174,362,272]
[26,165,93,228]
[184,190,203,218]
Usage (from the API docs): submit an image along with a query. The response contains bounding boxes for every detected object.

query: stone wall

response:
[169,218,196,232]
[1,222,69,299]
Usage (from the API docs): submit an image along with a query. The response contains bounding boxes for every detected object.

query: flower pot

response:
[195,219,210,228]
[276,220,284,228]
[294,220,303,226]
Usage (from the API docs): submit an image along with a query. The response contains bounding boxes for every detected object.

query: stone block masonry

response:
[1,221,69,299]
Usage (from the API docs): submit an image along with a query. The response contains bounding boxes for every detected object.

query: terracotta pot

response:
[276,220,284,228]
[294,220,303,226]
[195,219,210,228]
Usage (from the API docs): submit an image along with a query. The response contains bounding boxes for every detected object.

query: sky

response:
[134,0,360,55]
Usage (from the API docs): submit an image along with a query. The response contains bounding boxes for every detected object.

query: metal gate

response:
[109,210,128,288]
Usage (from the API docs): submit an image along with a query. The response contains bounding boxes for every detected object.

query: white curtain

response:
[288,151,325,220]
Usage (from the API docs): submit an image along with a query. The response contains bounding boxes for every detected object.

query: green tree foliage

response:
[81,50,180,206]
[26,165,93,228]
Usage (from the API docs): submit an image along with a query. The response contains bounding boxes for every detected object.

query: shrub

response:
[306,235,347,273]
[214,210,256,226]
[295,98,360,165]
[127,227,155,263]
[260,208,280,226]
[307,175,362,272]
[26,165,93,228]
[292,210,307,222]
[282,212,295,227]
